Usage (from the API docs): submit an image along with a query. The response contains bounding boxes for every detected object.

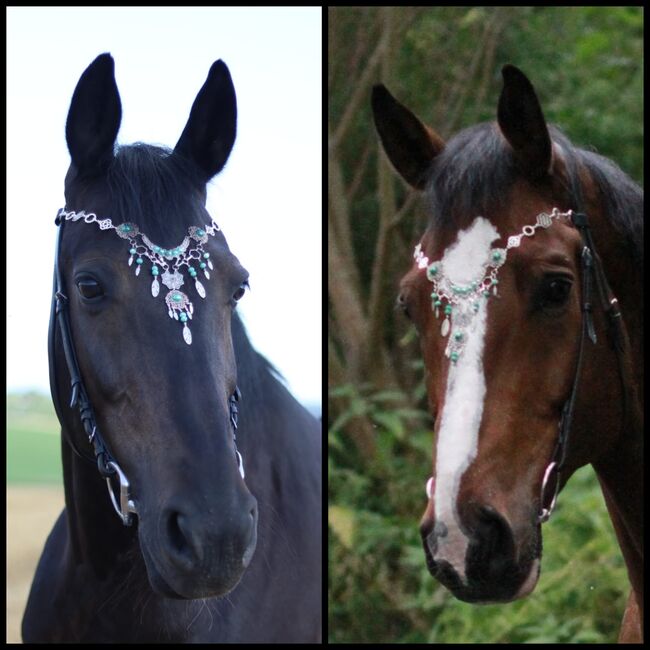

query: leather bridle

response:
[49,211,243,526]
[537,211,629,523]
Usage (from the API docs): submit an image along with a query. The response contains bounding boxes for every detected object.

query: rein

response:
[49,210,244,526]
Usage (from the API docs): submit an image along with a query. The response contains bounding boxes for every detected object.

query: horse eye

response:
[232,281,249,303]
[77,279,104,299]
[539,276,572,310]
[396,293,411,320]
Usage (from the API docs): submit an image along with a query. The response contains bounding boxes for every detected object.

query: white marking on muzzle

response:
[430,218,499,583]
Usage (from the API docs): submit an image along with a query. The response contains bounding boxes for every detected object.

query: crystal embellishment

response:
[57,208,222,345]
[413,208,572,365]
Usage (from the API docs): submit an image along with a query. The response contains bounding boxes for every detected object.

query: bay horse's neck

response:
[591,208,644,642]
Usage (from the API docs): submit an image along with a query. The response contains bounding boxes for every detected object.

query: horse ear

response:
[66,53,121,176]
[371,84,444,190]
[497,65,552,178]
[174,60,237,182]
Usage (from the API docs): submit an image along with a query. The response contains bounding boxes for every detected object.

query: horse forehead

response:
[439,217,501,282]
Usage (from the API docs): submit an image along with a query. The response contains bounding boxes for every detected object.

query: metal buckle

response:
[105,460,137,526]
[537,461,560,524]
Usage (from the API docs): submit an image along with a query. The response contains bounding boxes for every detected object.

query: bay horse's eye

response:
[77,279,104,300]
[396,293,411,320]
[539,276,572,310]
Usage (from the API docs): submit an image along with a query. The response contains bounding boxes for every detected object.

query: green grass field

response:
[7,391,62,485]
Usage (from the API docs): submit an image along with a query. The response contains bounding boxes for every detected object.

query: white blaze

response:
[431,217,500,582]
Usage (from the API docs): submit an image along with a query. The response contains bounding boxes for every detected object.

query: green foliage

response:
[328,386,628,643]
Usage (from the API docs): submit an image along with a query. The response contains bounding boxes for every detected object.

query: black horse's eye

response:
[232,281,249,303]
[539,276,572,310]
[77,279,104,300]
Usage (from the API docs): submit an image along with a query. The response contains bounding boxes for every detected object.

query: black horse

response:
[22,53,321,643]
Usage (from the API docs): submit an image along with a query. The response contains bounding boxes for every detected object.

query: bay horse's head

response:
[54,54,257,598]
[372,65,638,603]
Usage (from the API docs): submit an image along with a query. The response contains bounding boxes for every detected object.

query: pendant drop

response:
[434,305,440,319]
[441,317,450,337]
[135,265,141,277]
[195,279,206,298]
[207,259,214,271]
[151,277,160,297]
[203,268,210,280]
[182,323,192,345]
[128,255,134,267]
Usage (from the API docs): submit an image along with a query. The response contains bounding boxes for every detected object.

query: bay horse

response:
[372,65,642,642]
[22,53,321,642]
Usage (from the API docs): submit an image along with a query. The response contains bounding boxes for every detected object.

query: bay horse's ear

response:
[65,53,121,177]
[371,84,445,190]
[497,65,553,179]
[174,60,237,182]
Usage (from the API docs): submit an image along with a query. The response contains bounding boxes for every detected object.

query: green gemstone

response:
[444,305,452,315]
[450,352,459,363]
[172,292,182,302]
[454,331,463,341]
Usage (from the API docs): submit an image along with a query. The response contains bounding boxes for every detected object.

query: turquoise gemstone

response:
[136,258,143,264]
[450,352,459,363]
[151,266,159,276]
[129,247,137,255]
[180,313,188,322]
[172,292,182,302]
[203,252,210,259]
[200,262,206,269]
[444,305,452,315]
[197,229,205,236]
[454,331,463,341]
[492,251,502,262]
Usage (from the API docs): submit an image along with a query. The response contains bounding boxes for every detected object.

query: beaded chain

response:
[413,208,572,364]
[57,208,220,345]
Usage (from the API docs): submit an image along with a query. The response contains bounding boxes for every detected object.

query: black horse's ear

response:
[174,60,237,182]
[371,84,444,190]
[497,65,553,179]
[65,53,121,176]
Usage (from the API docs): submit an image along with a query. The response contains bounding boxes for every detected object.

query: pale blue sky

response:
[7,7,322,409]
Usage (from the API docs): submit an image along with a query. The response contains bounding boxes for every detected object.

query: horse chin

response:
[140,540,247,600]
[423,539,541,604]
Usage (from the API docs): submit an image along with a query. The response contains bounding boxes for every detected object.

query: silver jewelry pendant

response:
[151,277,160,297]
[182,323,192,345]
[194,279,206,298]
[441,317,450,337]
[135,265,141,277]
[207,259,214,271]
[203,268,210,280]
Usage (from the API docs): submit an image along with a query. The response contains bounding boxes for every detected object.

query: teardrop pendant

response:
[195,279,206,298]
[151,277,160,297]
[183,323,192,345]
[135,265,141,277]
[128,255,134,267]
[441,317,450,337]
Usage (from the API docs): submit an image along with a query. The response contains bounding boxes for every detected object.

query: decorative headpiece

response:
[57,208,220,345]
[413,207,572,364]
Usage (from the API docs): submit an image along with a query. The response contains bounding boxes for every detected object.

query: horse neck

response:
[590,208,644,613]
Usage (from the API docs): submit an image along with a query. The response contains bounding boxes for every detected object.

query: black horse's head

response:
[54,53,257,598]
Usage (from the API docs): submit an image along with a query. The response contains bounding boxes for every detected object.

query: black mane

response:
[106,143,208,242]
[424,122,643,263]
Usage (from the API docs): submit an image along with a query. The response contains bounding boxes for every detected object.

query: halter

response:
[417,208,628,524]
[49,209,245,526]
